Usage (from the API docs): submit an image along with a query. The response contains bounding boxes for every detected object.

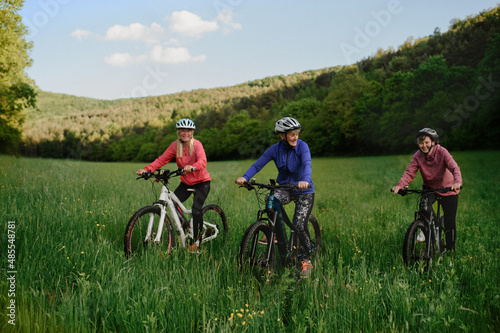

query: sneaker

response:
[187,243,200,254]
[416,230,425,243]
[258,235,277,245]
[300,260,313,278]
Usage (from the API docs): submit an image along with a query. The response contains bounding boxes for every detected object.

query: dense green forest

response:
[19,6,500,161]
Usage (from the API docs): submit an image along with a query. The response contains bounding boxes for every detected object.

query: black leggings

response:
[427,193,459,251]
[174,181,211,244]
[274,190,315,260]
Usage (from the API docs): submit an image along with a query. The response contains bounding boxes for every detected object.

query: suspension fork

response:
[145,202,167,243]
[272,203,290,265]
[416,210,433,259]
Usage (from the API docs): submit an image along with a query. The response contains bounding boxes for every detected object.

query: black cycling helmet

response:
[275,117,302,134]
[416,128,439,143]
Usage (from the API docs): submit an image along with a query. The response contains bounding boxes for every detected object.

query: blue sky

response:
[20,0,499,100]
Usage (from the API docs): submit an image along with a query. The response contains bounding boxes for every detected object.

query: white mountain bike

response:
[124,168,227,257]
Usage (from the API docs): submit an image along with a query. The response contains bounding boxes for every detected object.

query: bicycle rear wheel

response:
[201,204,228,244]
[239,221,276,276]
[124,205,175,258]
[403,219,433,273]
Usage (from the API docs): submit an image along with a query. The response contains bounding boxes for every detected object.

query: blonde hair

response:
[176,129,194,158]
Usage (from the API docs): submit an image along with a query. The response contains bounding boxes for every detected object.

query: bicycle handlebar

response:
[137,167,196,181]
[391,185,463,196]
[239,179,312,192]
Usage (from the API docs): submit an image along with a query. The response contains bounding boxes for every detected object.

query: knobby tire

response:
[201,204,228,243]
[239,221,276,276]
[124,205,175,257]
[403,219,433,273]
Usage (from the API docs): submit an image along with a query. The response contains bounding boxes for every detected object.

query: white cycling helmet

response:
[176,118,195,129]
[275,117,302,134]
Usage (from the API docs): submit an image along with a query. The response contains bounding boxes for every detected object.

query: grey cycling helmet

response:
[275,117,302,133]
[416,128,439,143]
[176,118,195,129]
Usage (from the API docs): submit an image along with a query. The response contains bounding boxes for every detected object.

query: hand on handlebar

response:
[136,169,153,180]
[451,183,462,193]
[391,185,402,195]
[183,165,196,173]
[298,181,310,190]
[235,177,247,186]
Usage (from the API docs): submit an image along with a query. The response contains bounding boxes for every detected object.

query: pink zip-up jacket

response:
[144,139,211,186]
[397,145,462,196]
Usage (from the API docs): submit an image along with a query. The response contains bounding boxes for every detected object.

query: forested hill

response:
[21,6,500,161]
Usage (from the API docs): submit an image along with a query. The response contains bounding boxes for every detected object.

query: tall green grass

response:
[1,151,499,332]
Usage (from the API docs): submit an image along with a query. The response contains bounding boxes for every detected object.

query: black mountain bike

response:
[394,186,460,272]
[238,179,321,276]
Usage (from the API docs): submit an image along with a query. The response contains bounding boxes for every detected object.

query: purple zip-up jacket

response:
[397,145,462,196]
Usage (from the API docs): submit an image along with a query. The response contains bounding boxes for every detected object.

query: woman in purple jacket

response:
[392,128,462,253]
[235,117,315,276]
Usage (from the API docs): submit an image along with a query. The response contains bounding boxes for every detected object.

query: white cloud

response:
[105,22,165,43]
[150,46,206,64]
[216,9,242,33]
[74,10,240,43]
[96,10,240,67]
[103,46,205,67]
[169,11,219,37]
[71,29,93,41]
[104,53,135,67]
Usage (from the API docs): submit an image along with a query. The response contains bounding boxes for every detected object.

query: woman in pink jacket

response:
[137,119,211,252]
[392,128,462,253]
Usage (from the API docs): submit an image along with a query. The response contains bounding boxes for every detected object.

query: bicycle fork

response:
[144,187,171,244]
[144,203,168,244]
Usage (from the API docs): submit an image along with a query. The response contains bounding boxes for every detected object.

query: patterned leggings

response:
[274,190,315,260]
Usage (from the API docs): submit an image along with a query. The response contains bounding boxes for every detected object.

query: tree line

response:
[11,6,500,161]
[0,0,36,154]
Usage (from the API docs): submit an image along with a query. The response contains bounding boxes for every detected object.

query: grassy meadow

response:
[1,151,499,332]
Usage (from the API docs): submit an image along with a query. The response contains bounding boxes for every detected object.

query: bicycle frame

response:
[146,179,220,247]
[258,193,299,266]
[416,194,443,258]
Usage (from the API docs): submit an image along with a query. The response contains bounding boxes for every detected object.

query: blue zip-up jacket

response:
[242,139,315,194]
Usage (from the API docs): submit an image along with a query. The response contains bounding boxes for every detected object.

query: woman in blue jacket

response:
[235,117,315,277]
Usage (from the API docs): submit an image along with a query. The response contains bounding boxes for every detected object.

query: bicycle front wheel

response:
[124,205,175,258]
[239,221,276,275]
[403,219,433,272]
[201,204,228,243]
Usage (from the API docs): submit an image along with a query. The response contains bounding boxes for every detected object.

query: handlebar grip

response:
[137,171,153,180]
[440,185,463,192]
[390,188,407,196]
[179,167,196,174]
[239,181,254,191]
